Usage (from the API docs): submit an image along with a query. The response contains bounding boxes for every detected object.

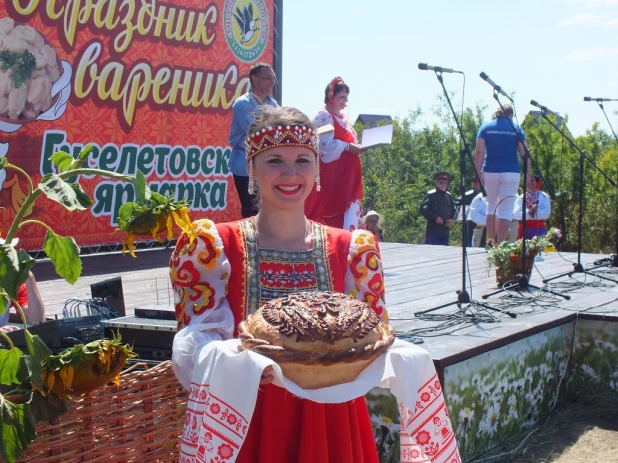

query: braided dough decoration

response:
[238,292,395,389]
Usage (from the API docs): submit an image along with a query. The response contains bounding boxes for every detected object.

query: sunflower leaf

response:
[24,333,52,391]
[0,348,24,386]
[133,170,151,204]
[0,245,34,300]
[67,145,93,171]
[149,190,167,204]
[0,393,37,463]
[28,391,71,423]
[43,231,81,285]
[0,295,7,317]
[49,151,74,173]
[38,175,93,211]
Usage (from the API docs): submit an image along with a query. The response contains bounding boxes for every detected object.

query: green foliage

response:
[361,102,485,244]
[43,232,81,285]
[0,146,139,461]
[523,117,618,253]
[0,396,37,463]
[0,49,36,88]
[486,233,551,273]
[362,98,618,254]
[38,174,93,211]
[0,245,34,301]
[0,348,24,386]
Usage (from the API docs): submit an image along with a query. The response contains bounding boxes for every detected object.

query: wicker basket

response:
[16,361,187,463]
[495,254,535,286]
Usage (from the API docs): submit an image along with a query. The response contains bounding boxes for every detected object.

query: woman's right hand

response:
[347,143,364,154]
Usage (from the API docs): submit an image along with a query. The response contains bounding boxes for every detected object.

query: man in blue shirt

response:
[475,104,528,246]
[228,63,279,218]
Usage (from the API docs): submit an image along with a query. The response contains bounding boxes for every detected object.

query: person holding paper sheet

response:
[305,77,366,231]
[171,106,460,463]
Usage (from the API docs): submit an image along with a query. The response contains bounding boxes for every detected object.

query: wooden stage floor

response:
[32,242,618,366]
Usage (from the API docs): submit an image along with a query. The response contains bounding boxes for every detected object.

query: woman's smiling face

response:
[252,145,316,210]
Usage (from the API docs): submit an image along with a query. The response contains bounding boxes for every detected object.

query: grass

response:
[469,389,618,463]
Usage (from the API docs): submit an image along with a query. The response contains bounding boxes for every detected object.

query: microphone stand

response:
[539,111,618,284]
[482,94,570,300]
[415,71,516,319]
[588,101,618,268]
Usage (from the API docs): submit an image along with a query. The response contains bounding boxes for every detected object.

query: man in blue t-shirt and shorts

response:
[475,104,529,247]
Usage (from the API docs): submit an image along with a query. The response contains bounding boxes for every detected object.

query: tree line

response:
[360,100,618,254]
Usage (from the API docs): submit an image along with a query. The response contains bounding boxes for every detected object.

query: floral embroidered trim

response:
[258,249,317,300]
[241,220,332,315]
[313,221,332,291]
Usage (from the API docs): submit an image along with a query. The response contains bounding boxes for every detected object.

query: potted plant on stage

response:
[0,147,193,463]
[486,230,560,286]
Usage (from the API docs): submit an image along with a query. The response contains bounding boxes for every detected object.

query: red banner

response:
[0,0,277,251]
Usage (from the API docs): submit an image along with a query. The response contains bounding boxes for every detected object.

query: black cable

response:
[62,298,118,319]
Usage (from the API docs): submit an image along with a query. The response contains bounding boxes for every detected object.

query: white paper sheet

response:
[361,124,393,149]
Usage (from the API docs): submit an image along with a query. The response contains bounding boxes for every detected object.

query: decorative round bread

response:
[238,291,396,389]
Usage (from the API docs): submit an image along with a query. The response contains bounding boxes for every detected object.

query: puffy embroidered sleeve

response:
[312,109,348,163]
[169,219,234,389]
[344,229,388,322]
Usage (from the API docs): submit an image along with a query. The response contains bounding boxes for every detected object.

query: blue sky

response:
[281,0,618,137]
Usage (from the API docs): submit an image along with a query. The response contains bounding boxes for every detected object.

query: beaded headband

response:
[245,125,320,162]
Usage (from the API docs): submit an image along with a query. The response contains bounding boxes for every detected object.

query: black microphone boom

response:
[479,72,514,102]
[584,96,618,102]
[418,63,462,74]
[530,100,560,118]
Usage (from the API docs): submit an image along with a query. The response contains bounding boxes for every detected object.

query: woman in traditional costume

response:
[305,77,365,231]
[171,106,460,463]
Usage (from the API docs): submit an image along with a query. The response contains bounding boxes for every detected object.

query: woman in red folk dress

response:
[171,106,385,463]
[305,76,366,231]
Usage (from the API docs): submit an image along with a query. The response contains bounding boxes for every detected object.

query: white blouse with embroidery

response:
[312,109,358,163]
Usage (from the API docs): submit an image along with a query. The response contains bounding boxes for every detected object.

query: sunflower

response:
[37,336,137,398]
[117,192,195,257]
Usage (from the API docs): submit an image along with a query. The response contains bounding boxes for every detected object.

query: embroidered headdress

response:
[245,125,321,194]
[245,125,320,162]
[327,76,345,105]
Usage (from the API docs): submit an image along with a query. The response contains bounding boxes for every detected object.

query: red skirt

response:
[237,384,379,463]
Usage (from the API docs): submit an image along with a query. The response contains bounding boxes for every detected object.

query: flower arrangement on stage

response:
[486,234,550,285]
[544,227,563,252]
[0,147,191,463]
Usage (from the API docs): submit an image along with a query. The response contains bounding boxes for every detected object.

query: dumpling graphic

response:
[0,19,64,122]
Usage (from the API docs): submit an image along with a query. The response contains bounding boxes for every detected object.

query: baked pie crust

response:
[238,292,396,389]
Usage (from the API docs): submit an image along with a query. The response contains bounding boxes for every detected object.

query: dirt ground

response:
[474,394,618,463]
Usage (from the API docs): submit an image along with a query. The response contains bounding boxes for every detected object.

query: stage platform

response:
[29,242,618,462]
[31,242,618,358]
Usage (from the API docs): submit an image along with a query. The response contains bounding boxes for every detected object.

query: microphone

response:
[584,97,618,102]
[530,100,560,118]
[479,72,514,102]
[418,63,463,74]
